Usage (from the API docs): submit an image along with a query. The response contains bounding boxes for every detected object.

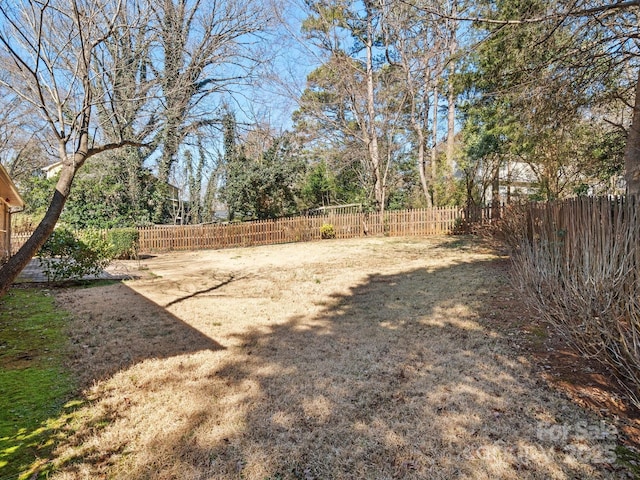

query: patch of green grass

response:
[523,324,548,348]
[615,445,640,477]
[0,287,78,479]
[39,278,121,289]
[75,279,120,288]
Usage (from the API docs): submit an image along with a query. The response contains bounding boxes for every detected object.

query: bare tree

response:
[0,93,50,180]
[150,0,268,222]
[0,0,147,296]
[94,0,155,214]
[384,1,443,207]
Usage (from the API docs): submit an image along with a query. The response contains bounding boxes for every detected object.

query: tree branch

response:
[87,139,149,157]
[397,0,640,25]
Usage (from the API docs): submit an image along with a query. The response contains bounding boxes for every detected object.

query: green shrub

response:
[320,223,336,239]
[37,228,113,281]
[107,228,139,259]
[78,228,113,259]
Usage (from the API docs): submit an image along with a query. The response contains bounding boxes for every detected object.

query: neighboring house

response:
[463,159,539,205]
[0,164,25,262]
[42,161,63,179]
[491,160,539,202]
[480,160,626,203]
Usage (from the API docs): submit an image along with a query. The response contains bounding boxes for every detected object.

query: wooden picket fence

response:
[10,231,33,256]
[136,207,463,253]
[11,206,498,255]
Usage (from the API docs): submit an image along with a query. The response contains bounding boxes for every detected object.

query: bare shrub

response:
[511,197,640,407]
[475,202,530,252]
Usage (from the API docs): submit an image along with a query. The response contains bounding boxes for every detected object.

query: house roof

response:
[42,161,62,173]
[0,163,25,210]
[41,161,63,179]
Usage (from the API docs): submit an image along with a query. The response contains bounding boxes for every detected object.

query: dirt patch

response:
[49,236,635,479]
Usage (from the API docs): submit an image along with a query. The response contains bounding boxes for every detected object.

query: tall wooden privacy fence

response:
[522,196,632,248]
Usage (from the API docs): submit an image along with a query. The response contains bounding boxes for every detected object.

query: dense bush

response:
[106,228,139,259]
[37,228,113,282]
[320,223,336,239]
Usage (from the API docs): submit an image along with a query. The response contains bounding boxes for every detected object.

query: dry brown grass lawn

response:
[49,236,632,479]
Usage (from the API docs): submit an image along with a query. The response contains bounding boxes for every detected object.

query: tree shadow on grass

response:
[68,259,626,479]
[164,274,242,308]
[57,282,225,387]
[1,281,225,480]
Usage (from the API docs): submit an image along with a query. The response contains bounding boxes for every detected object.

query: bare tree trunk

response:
[365,2,384,210]
[624,68,640,198]
[409,69,431,207]
[417,131,432,207]
[506,160,512,204]
[492,162,501,220]
[446,1,457,174]
[431,87,439,205]
[0,156,82,296]
[446,87,456,172]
